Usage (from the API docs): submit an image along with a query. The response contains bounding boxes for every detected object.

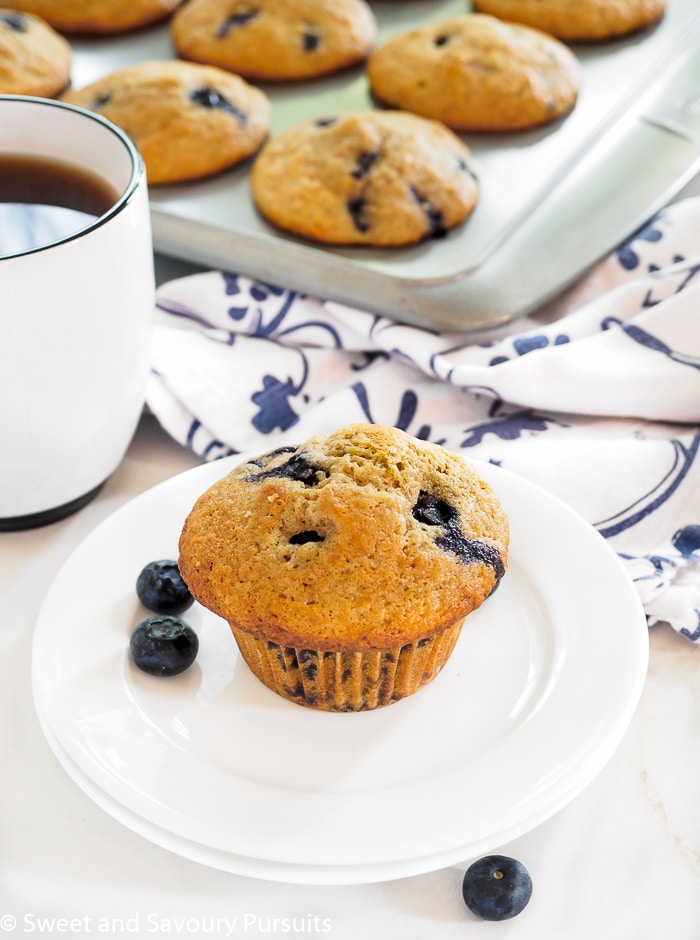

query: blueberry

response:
[351,150,379,180]
[246,452,325,486]
[462,855,532,921]
[91,91,112,109]
[130,615,199,677]
[248,445,297,468]
[412,491,458,527]
[412,490,505,580]
[435,529,505,578]
[347,197,370,233]
[289,530,324,544]
[409,186,447,238]
[457,155,476,178]
[189,87,248,124]
[302,29,321,51]
[217,7,259,37]
[0,12,26,30]
[136,559,194,615]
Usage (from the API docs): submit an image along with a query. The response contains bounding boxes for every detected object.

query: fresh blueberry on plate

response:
[136,559,194,615]
[130,615,199,677]
[461,855,532,921]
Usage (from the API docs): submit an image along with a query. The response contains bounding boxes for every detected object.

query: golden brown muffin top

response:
[179,424,508,651]
[472,0,665,41]
[0,8,71,97]
[61,60,271,185]
[7,0,180,34]
[250,111,478,246]
[366,14,580,132]
[171,0,378,82]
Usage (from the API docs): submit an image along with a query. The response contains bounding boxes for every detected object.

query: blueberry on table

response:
[136,559,194,615]
[461,855,532,921]
[130,615,199,677]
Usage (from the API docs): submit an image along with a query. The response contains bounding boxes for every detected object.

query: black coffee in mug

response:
[0,153,118,256]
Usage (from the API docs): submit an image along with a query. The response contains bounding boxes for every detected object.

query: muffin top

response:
[366,13,581,132]
[250,110,478,246]
[0,8,71,97]
[171,0,378,82]
[178,424,508,651]
[61,60,271,185]
[471,0,666,41]
[7,0,180,34]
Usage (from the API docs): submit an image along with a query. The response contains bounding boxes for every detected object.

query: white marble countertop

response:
[2,410,700,939]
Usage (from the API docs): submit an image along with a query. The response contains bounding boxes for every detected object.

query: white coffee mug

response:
[0,95,155,530]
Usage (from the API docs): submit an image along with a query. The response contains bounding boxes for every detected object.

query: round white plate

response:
[32,455,648,885]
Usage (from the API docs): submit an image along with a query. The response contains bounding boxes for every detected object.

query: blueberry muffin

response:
[7,0,180,34]
[178,424,508,711]
[472,0,666,41]
[366,14,581,132]
[250,110,479,246]
[0,8,70,97]
[61,60,271,185]
[171,0,377,81]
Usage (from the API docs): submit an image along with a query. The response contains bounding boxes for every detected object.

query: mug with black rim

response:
[0,95,155,530]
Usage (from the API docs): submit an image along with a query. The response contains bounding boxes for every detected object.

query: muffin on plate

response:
[178,424,508,711]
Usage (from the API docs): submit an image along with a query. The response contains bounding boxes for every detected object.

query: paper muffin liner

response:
[228,619,465,711]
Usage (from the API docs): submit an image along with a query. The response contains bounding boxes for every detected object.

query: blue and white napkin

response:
[147,197,700,643]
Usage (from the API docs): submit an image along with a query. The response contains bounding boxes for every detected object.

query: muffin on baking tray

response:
[171,0,378,82]
[366,14,581,133]
[61,60,271,185]
[250,110,479,247]
[178,424,509,712]
[6,0,180,34]
[471,0,666,41]
[0,8,71,97]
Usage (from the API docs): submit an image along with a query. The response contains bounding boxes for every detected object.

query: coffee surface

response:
[0,154,118,256]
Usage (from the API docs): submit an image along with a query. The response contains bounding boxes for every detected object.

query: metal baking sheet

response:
[70,0,700,331]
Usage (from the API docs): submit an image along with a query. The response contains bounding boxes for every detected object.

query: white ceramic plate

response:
[32,455,648,885]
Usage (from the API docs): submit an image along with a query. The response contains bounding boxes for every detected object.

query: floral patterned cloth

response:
[147,197,700,642]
